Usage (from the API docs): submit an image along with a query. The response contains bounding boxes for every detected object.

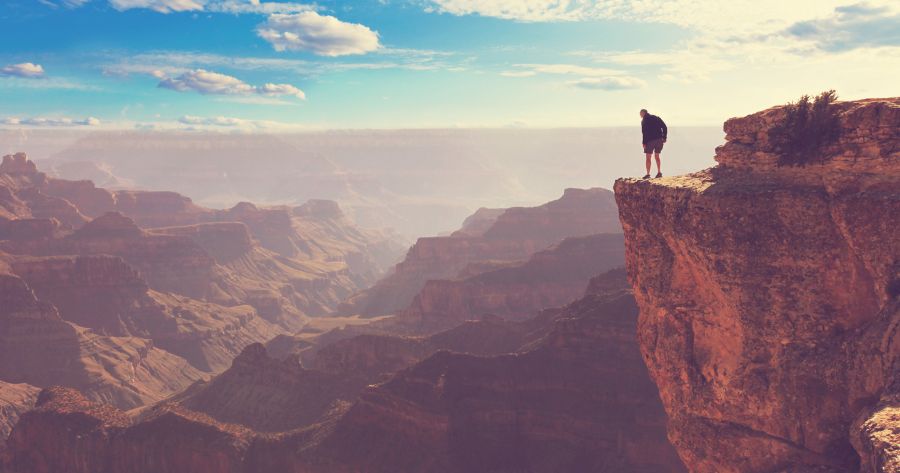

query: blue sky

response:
[0,0,897,130]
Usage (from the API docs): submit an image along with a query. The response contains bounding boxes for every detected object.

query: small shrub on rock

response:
[769,90,841,166]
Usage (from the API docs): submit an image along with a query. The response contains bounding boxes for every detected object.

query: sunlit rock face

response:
[0,381,38,453]
[615,98,900,473]
[341,187,623,317]
[396,232,625,334]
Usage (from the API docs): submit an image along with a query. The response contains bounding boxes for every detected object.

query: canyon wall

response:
[396,233,625,333]
[3,269,685,472]
[615,97,900,472]
[341,187,622,317]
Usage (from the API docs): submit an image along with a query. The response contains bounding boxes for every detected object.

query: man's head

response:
[640,109,648,118]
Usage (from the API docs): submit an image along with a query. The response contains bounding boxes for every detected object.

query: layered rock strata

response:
[615,97,900,472]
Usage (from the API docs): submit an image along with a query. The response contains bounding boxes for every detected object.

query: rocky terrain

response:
[0,382,38,453]
[615,97,900,472]
[394,232,625,334]
[340,187,622,317]
[0,262,202,409]
[0,153,403,426]
[2,269,685,472]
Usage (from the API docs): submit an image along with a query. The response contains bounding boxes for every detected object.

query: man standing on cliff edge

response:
[640,109,667,179]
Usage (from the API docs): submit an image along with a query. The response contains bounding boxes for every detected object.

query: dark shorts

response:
[643,138,664,154]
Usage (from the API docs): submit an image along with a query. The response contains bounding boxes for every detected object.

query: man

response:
[640,109,667,179]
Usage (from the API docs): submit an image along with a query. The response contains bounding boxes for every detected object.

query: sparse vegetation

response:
[769,90,841,166]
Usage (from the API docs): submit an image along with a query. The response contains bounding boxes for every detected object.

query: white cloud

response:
[176,114,311,131]
[513,63,624,76]
[425,0,589,22]
[500,70,537,77]
[2,116,101,127]
[157,69,306,99]
[102,48,460,80]
[38,0,90,8]
[536,1,900,83]
[179,115,246,126]
[257,12,381,56]
[108,0,204,13]
[0,63,45,79]
[568,76,645,90]
[257,82,305,98]
[204,0,314,14]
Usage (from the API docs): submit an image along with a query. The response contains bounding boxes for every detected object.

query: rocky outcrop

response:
[396,233,625,333]
[0,154,37,176]
[0,268,202,409]
[4,153,404,305]
[615,97,900,473]
[8,254,277,372]
[342,187,622,317]
[2,269,685,472]
[170,343,365,433]
[298,269,685,472]
[0,382,38,452]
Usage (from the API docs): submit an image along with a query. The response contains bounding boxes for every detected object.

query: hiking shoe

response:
[655,172,663,178]
[642,174,651,179]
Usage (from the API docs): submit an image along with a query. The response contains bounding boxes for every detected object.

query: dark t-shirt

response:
[641,114,668,144]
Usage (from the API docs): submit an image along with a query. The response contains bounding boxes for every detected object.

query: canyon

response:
[1,96,897,473]
[339,187,622,318]
[3,269,685,473]
[0,152,402,414]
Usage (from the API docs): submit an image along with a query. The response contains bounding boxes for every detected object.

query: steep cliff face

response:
[0,153,89,228]
[342,187,622,317]
[171,343,365,433]
[0,267,202,409]
[306,269,684,473]
[3,269,684,473]
[8,253,277,373]
[397,233,625,333]
[615,97,900,473]
[4,153,403,304]
[0,382,38,453]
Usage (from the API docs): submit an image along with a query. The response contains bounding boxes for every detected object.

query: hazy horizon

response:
[4,126,722,238]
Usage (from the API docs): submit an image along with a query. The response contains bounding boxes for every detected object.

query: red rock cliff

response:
[614,97,900,473]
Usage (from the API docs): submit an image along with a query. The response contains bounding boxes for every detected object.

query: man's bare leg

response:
[645,153,652,176]
[655,153,661,174]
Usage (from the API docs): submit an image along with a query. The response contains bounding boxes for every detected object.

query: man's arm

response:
[659,116,668,140]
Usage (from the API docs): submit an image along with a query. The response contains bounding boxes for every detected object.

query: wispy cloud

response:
[2,116,101,127]
[500,62,641,90]
[109,0,204,13]
[512,63,625,77]
[155,69,306,99]
[177,114,311,131]
[205,0,314,14]
[424,0,590,22]
[568,76,645,90]
[102,48,461,79]
[257,12,381,56]
[0,63,45,79]
[91,0,315,14]
[552,1,900,83]
[784,2,900,51]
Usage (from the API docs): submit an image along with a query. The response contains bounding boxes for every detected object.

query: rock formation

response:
[395,232,625,333]
[0,382,38,453]
[0,154,404,443]
[341,187,622,317]
[0,265,202,409]
[3,269,685,472]
[615,97,900,472]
